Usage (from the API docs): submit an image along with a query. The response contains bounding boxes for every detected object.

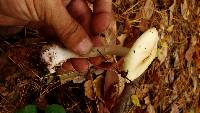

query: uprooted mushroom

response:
[41,27,159,111]
[41,27,159,81]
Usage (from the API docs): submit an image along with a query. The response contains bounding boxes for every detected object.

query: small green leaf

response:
[45,104,66,113]
[16,104,37,113]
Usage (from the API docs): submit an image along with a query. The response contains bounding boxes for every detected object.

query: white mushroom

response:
[123,27,159,81]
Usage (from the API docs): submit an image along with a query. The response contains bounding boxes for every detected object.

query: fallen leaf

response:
[147,104,156,113]
[158,41,168,64]
[117,75,126,96]
[84,80,95,100]
[70,58,90,73]
[167,25,174,32]
[159,11,169,29]
[185,46,195,64]
[169,0,176,25]
[57,61,75,74]
[97,102,110,113]
[84,74,105,101]
[94,75,104,100]
[143,0,154,20]
[139,19,150,32]
[104,70,119,95]
[58,71,85,84]
[170,104,179,113]
[104,70,119,110]
[181,0,190,20]
[89,56,105,67]
[131,95,141,107]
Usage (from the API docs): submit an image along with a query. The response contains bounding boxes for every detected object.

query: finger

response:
[48,1,93,55]
[91,35,104,47]
[68,0,92,34]
[62,0,71,6]
[0,15,28,26]
[92,0,112,34]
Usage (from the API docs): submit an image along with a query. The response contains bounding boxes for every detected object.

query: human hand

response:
[0,0,112,55]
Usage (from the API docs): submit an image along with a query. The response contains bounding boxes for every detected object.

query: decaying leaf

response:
[104,70,120,110]
[139,19,150,32]
[58,71,85,84]
[143,0,154,20]
[84,80,95,100]
[167,25,174,32]
[181,0,190,20]
[145,96,155,113]
[84,74,104,101]
[158,40,168,64]
[185,46,195,64]
[117,75,126,96]
[170,104,179,113]
[159,11,169,29]
[94,75,104,100]
[131,95,141,107]
[147,104,156,113]
[185,36,197,64]
[169,0,176,25]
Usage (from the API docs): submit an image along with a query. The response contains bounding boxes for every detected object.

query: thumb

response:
[47,1,92,55]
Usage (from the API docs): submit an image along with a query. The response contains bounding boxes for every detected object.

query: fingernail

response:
[74,37,93,55]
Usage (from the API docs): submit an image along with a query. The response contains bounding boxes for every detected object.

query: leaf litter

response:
[0,0,200,113]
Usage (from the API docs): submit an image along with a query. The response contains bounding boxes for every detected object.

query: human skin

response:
[0,0,112,55]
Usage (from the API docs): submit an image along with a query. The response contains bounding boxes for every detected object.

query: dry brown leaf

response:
[147,104,156,113]
[144,96,150,105]
[170,104,179,113]
[167,25,174,32]
[84,80,95,100]
[169,0,176,25]
[97,102,110,113]
[181,0,190,20]
[104,70,119,110]
[104,70,119,95]
[159,11,169,29]
[94,75,104,100]
[139,19,150,32]
[58,71,85,84]
[117,75,125,96]
[185,46,195,64]
[143,0,154,20]
[158,41,168,64]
